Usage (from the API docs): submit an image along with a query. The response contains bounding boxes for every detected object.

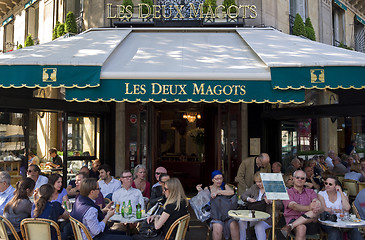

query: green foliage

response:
[25,34,34,47]
[17,44,23,49]
[305,17,316,41]
[141,0,153,14]
[297,150,325,155]
[223,0,237,14]
[57,23,66,38]
[203,0,216,14]
[123,0,134,13]
[53,21,60,40]
[338,42,353,50]
[293,13,305,36]
[65,11,77,34]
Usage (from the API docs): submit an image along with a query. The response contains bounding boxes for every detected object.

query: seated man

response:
[71,178,131,240]
[67,166,90,196]
[151,166,167,189]
[149,173,169,209]
[27,164,48,190]
[98,165,121,200]
[281,170,322,240]
[112,170,144,211]
[0,171,15,215]
[354,188,365,220]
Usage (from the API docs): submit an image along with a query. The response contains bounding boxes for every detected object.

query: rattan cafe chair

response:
[342,179,359,199]
[358,182,365,193]
[0,215,21,240]
[20,218,61,240]
[69,216,93,240]
[164,214,190,240]
[352,202,365,235]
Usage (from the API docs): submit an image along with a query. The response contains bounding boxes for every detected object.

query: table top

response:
[228,210,270,222]
[319,218,365,228]
[110,213,148,223]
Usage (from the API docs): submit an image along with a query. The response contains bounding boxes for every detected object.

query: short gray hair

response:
[0,171,11,185]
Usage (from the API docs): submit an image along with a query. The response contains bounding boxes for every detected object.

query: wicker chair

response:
[69,216,93,240]
[20,218,61,240]
[164,214,190,240]
[351,202,365,235]
[358,182,365,193]
[342,179,359,199]
[0,215,21,240]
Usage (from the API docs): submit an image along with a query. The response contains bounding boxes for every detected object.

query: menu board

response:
[260,173,289,200]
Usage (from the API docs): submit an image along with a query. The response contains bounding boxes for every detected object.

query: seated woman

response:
[4,178,35,240]
[31,184,70,240]
[240,172,283,240]
[283,173,294,188]
[28,150,40,166]
[133,178,188,240]
[132,164,151,199]
[48,173,69,204]
[196,170,239,240]
[318,176,363,240]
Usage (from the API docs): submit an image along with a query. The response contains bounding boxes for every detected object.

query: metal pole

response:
[272,200,276,240]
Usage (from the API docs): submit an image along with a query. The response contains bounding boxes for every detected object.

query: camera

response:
[320,211,337,222]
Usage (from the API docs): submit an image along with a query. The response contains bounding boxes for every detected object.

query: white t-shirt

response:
[98,177,121,198]
[318,190,346,217]
[325,157,334,169]
[35,175,49,189]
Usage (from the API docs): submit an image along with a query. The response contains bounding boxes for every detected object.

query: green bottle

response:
[128,200,132,215]
[63,201,68,211]
[136,204,141,219]
[122,201,126,217]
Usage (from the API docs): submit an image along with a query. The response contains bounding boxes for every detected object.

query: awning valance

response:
[65,79,304,103]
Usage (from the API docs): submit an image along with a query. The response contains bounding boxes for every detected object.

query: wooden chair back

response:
[0,215,21,240]
[352,202,365,234]
[358,182,365,193]
[69,216,93,240]
[20,218,61,240]
[342,179,359,198]
[164,214,190,240]
[336,175,344,185]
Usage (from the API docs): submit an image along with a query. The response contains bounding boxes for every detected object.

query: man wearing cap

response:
[235,153,271,196]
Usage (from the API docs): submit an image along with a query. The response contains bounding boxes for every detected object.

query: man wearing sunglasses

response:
[151,166,167,189]
[281,170,321,239]
[27,164,48,190]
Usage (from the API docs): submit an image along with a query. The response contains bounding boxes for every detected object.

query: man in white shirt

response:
[0,171,15,215]
[71,178,131,240]
[27,164,48,189]
[98,165,121,199]
[112,170,144,211]
[325,150,335,170]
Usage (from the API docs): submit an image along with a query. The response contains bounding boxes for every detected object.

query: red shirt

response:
[132,181,151,198]
[283,187,317,224]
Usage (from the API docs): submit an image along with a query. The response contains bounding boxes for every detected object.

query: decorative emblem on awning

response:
[42,68,57,82]
[310,69,325,83]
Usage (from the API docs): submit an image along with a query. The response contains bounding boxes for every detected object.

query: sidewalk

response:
[185,206,210,239]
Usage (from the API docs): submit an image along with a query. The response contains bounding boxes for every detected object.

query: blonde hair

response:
[164,178,188,211]
[254,172,262,181]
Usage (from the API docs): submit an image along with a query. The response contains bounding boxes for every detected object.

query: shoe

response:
[281,225,292,238]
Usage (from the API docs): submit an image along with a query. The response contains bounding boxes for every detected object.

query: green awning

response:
[65,79,305,103]
[271,66,365,90]
[0,65,100,88]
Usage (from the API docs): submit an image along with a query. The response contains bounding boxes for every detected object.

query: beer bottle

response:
[128,200,132,215]
[122,201,126,217]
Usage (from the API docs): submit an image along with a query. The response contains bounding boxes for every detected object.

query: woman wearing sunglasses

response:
[318,176,363,240]
[133,178,188,240]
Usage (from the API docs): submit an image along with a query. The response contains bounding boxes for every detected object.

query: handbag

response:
[190,189,211,222]
[138,220,161,238]
[246,200,267,212]
[210,194,238,222]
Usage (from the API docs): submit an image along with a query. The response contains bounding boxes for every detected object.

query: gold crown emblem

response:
[42,68,57,82]
[310,69,325,83]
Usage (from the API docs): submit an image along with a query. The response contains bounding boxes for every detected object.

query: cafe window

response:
[0,111,25,172]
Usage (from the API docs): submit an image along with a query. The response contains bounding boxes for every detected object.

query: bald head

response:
[257,153,270,167]
[155,166,167,181]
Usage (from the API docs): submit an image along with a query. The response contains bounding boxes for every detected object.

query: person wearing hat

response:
[196,170,239,240]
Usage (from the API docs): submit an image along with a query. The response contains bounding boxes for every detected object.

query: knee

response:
[230,221,239,231]
[213,224,223,234]
[295,224,307,236]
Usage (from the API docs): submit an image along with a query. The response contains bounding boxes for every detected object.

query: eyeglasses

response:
[324,182,333,186]
[164,187,169,191]
[155,172,163,175]
[27,170,35,173]
[121,175,132,179]
[294,176,305,180]
[213,177,223,181]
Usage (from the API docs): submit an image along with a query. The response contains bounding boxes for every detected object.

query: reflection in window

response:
[0,112,25,159]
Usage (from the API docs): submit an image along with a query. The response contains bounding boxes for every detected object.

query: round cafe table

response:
[319,218,365,229]
[228,210,270,222]
[110,213,148,235]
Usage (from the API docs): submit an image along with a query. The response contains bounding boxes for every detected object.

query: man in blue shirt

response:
[0,171,15,215]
